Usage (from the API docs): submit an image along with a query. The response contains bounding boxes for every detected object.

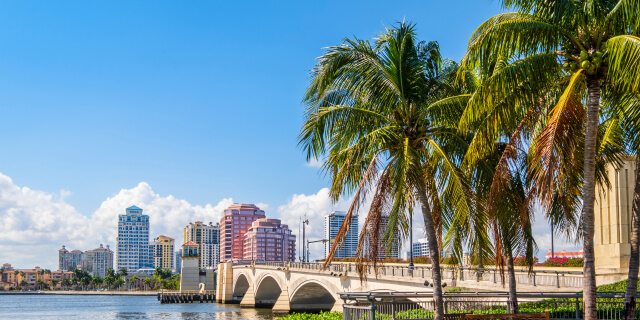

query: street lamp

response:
[408,210,414,274]
[302,218,309,262]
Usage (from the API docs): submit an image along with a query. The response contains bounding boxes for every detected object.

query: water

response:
[0,294,276,320]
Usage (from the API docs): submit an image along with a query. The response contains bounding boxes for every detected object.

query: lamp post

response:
[302,219,309,262]
[408,211,414,274]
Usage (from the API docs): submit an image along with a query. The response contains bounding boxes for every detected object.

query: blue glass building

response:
[116,206,152,271]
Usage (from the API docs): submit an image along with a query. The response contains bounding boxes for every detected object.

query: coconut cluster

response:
[563,43,608,75]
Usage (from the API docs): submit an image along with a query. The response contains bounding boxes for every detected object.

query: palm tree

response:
[143,278,151,291]
[19,279,27,289]
[115,277,125,290]
[461,2,640,318]
[91,276,103,290]
[300,22,471,320]
[131,275,140,290]
[104,276,115,290]
[50,278,58,290]
[61,278,71,290]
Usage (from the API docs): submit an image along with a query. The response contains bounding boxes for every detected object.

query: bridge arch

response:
[289,279,339,312]
[254,274,283,308]
[232,272,251,301]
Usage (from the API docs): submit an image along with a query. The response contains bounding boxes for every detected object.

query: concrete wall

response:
[179,257,200,291]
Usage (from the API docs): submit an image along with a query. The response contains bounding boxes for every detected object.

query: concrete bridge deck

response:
[215,261,583,313]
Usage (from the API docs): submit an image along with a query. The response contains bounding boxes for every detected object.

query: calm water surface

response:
[0,294,275,320]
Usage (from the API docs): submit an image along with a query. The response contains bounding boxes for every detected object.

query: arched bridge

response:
[215,261,583,313]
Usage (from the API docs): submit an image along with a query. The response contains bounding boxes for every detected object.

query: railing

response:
[340,292,640,320]
[158,289,216,303]
[235,261,583,288]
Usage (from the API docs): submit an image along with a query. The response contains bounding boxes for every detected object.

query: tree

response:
[61,278,71,290]
[20,279,27,288]
[300,22,471,320]
[50,278,58,290]
[81,276,91,291]
[104,276,115,290]
[106,268,115,278]
[461,2,640,318]
[131,275,140,290]
[115,276,125,290]
[143,278,151,291]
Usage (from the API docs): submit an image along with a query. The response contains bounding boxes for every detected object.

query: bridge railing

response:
[235,261,583,288]
[341,292,640,320]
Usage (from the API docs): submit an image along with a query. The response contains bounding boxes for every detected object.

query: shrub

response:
[513,256,539,266]
[413,256,431,264]
[277,311,343,320]
[542,257,583,267]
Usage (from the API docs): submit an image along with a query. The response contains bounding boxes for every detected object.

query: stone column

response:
[595,156,636,284]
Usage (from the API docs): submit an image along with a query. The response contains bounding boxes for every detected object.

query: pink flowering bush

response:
[542,257,583,267]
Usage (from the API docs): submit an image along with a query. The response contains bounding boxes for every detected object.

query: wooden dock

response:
[158,290,216,303]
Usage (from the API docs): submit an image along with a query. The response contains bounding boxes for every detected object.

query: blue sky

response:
[0,0,505,214]
[0,1,574,268]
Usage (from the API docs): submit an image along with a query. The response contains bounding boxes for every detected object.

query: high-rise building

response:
[175,250,182,273]
[371,214,400,260]
[184,221,220,268]
[324,211,359,259]
[151,235,175,271]
[412,238,430,257]
[243,218,296,261]
[58,246,84,271]
[116,205,152,271]
[57,244,113,277]
[85,244,114,277]
[219,204,266,262]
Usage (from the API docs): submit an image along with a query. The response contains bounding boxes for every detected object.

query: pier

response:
[158,290,216,303]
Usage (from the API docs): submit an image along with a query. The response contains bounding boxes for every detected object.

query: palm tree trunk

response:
[623,156,640,320]
[418,187,444,320]
[505,250,519,313]
[582,77,601,320]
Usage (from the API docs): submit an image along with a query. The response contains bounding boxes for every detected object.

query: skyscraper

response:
[324,211,359,259]
[243,218,296,261]
[116,205,151,271]
[183,221,220,268]
[85,244,114,277]
[151,235,175,271]
[373,214,400,260]
[219,204,266,262]
[57,244,113,277]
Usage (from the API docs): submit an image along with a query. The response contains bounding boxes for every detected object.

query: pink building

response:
[243,218,296,261]
[219,204,266,262]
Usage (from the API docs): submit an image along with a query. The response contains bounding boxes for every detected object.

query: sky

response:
[0,0,579,270]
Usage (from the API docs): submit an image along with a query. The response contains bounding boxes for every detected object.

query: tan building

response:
[0,263,73,289]
[183,221,220,269]
[151,235,175,271]
[594,156,636,284]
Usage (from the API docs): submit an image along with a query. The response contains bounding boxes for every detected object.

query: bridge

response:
[215,261,583,313]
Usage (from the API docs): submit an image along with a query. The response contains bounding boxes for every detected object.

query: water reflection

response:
[0,295,276,320]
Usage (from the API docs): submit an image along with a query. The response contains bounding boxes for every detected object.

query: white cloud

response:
[276,188,353,260]
[305,157,324,168]
[0,172,234,270]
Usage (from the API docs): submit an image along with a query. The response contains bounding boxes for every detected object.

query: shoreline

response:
[0,290,158,296]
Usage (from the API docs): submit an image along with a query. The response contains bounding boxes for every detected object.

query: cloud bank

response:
[0,171,577,269]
